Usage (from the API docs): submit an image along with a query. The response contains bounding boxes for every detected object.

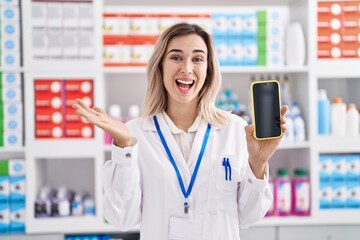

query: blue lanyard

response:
[153,115,211,214]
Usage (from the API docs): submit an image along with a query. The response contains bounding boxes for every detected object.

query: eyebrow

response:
[167,49,207,55]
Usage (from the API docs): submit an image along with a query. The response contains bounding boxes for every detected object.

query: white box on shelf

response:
[1,37,20,53]
[63,31,79,59]
[1,6,19,23]
[32,31,48,59]
[78,2,93,28]
[46,2,63,28]
[1,52,20,67]
[47,32,63,59]
[1,103,22,118]
[3,116,23,132]
[103,16,130,35]
[1,22,20,37]
[1,0,19,5]
[79,30,94,59]
[3,131,22,147]
[1,86,21,102]
[9,159,25,177]
[10,201,25,232]
[31,2,47,28]
[1,72,21,87]
[63,3,79,28]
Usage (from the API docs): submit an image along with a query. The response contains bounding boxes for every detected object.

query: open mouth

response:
[175,79,195,93]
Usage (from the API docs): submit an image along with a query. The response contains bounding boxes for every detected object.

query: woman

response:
[73,23,287,240]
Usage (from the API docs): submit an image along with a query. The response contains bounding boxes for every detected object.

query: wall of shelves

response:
[0,0,359,239]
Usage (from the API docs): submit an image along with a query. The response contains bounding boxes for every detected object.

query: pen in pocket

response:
[222,157,232,181]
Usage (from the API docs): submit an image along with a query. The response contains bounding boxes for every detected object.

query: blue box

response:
[10,201,25,233]
[346,181,360,209]
[332,181,346,209]
[10,176,25,203]
[0,176,9,204]
[319,181,332,209]
[0,203,10,234]
[346,154,360,182]
[319,154,333,182]
[332,154,347,182]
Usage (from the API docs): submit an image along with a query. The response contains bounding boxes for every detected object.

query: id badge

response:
[169,213,203,240]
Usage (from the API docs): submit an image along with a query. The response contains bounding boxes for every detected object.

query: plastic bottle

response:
[283,109,295,142]
[291,102,306,141]
[318,89,331,135]
[281,75,292,106]
[331,97,347,136]
[104,104,122,144]
[346,104,359,135]
[266,172,275,217]
[125,104,140,122]
[35,187,52,218]
[274,169,292,216]
[285,22,306,66]
[292,169,311,216]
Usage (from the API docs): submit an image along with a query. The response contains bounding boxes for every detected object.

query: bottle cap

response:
[347,103,356,111]
[108,104,122,119]
[277,168,289,176]
[318,89,327,99]
[294,168,307,176]
[128,105,140,118]
[332,97,343,104]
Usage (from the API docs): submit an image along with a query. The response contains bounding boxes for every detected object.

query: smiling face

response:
[162,34,208,110]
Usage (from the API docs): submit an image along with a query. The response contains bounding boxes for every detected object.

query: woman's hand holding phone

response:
[72,98,134,148]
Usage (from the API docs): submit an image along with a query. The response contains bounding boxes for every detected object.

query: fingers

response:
[76,98,99,116]
[93,106,107,114]
[280,105,288,116]
[245,124,255,140]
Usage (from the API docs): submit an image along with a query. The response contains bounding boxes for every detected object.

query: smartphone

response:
[250,80,282,140]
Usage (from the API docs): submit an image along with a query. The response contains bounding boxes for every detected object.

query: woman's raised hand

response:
[72,98,133,148]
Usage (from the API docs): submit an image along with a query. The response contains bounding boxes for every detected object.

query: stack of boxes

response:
[0,159,26,234]
[103,12,210,67]
[34,79,94,139]
[1,0,20,67]
[318,1,360,59]
[0,72,22,147]
[31,0,94,60]
[319,154,360,209]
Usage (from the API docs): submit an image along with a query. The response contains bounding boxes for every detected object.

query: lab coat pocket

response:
[207,156,239,211]
[169,215,203,240]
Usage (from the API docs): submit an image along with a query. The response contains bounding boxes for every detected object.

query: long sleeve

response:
[237,125,272,229]
[102,139,142,231]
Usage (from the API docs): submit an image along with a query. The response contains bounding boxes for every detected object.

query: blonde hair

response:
[141,23,229,127]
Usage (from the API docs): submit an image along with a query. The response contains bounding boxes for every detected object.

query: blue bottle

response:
[318,89,331,134]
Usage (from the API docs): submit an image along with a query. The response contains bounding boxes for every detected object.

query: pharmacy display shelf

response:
[26,216,103,234]
[313,60,360,79]
[0,147,26,154]
[316,135,360,154]
[278,141,311,150]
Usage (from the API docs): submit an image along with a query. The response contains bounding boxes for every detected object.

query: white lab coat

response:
[103,112,272,240]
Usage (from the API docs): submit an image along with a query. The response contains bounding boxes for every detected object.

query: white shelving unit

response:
[0,0,355,238]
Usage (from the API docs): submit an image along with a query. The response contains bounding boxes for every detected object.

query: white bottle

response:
[284,112,295,142]
[127,104,140,121]
[290,102,306,141]
[285,22,306,66]
[346,104,359,135]
[331,97,347,136]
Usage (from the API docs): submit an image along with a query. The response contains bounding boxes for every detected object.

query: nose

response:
[181,59,193,74]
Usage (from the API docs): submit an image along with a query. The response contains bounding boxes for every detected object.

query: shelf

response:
[317,135,360,153]
[26,216,101,234]
[0,147,25,154]
[257,216,316,226]
[314,60,360,79]
[28,140,102,158]
[278,141,311,149]
[0,67,24,72]
[103,66,309,74]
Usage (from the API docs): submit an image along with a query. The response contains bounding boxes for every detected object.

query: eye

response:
[170,55,182,61]
[193,56,205,62]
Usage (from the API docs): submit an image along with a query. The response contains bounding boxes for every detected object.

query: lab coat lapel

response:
[154,113,191,178]
[187,119,210,167]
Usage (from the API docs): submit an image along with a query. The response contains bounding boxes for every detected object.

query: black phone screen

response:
[252,81,281,139]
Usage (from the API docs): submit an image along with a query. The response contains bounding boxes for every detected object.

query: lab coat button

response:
[248,178,253,184]
[125,153,131,158]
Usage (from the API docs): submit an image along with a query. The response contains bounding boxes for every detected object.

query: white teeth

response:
[176,79,194,85]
